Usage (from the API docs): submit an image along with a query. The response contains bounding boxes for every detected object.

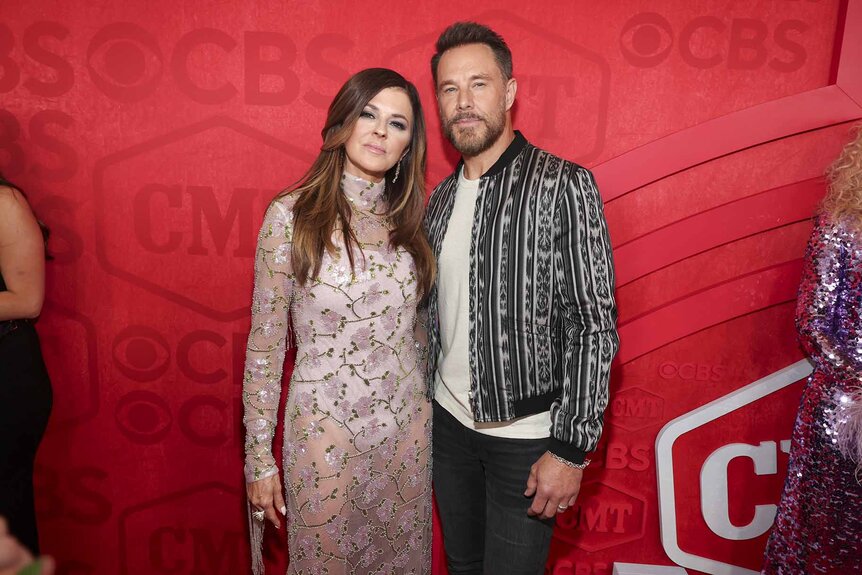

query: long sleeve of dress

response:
[243,198,296,483]
[795,216,862,378]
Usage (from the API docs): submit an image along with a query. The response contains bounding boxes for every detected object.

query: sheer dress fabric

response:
[242,175,432,575]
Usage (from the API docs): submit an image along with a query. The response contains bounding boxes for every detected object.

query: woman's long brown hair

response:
[282,68,435,299]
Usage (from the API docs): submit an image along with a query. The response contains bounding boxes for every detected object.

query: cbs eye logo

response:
[115,390,173,445]
[620,12,808,72]
[620,13,674,68]
[87,23,164,102]
[112,325,171,381]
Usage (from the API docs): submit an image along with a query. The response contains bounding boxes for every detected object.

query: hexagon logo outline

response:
[606,386,665,432]
[117,481,243,575]
[93,116,315,322]
[554,477,648,552]
[655,359,812,575]
[382,9,611,165]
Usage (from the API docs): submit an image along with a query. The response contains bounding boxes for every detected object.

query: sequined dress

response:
[242,175,432,575]
[762,215,862,574]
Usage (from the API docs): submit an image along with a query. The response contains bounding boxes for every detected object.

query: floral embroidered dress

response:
[762,215,862,574]
[242,174,432,575]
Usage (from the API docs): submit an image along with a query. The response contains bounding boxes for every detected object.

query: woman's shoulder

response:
[262,191,302,231]
[0,185,31,218]
[815,212,860,239]
[269,190,301,213]
[0,184,23,203]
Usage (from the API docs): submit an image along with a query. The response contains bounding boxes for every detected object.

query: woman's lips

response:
[364,144,386,154]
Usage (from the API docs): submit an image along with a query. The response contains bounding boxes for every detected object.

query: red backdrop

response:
[2,1,861,574]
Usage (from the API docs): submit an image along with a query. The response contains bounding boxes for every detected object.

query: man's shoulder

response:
[527,143,590,178]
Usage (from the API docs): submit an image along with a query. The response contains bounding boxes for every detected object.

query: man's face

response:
[436,43,514,157]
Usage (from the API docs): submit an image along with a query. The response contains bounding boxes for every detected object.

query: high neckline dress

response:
[243,174,432,574]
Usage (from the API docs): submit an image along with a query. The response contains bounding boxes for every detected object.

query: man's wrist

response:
[548,451,591,469]
[547,437,589,465]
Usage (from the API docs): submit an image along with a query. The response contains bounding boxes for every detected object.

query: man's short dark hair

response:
[430,22,513,85]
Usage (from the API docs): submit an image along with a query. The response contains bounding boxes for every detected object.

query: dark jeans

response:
[0,324,52,555]
[432,401,554,575]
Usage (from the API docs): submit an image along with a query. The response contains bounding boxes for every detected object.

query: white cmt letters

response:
[700,440,790,540]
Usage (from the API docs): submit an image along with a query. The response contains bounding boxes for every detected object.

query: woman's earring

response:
[393,158,402,183]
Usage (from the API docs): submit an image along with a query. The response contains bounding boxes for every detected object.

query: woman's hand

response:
[246,473,286,529]
[0,517,54,575]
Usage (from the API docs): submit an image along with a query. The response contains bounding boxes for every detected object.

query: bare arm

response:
[0,186,45,321]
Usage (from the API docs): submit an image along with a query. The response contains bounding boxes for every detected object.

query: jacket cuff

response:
[547,437,589,465]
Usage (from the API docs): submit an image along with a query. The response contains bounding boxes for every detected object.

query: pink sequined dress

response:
[762,215,862,574]
[242,174,432,575]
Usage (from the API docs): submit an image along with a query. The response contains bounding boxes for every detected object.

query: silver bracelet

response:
[549,451,591,470]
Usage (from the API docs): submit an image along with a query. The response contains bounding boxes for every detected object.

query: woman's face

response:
[343,87,413,182]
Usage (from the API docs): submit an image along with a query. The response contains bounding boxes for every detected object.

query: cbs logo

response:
[112,325,248,446]
[658,361,726,382]
[1,21,353,106]
[620,13,808,72]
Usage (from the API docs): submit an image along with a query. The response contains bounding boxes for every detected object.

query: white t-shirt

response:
[433,169,551,438]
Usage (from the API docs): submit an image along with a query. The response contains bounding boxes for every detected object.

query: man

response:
[425,22,619,574]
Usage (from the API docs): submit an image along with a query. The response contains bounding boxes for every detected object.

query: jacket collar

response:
[453,130,529,180]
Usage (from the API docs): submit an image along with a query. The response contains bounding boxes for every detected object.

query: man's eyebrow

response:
[437,73,494,87]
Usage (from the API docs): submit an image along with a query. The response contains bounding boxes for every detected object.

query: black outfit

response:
[0,272,52,554]
[432,402,555,575]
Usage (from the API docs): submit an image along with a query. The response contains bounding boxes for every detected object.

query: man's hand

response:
[524,451,584,519]
[246,473,286,529]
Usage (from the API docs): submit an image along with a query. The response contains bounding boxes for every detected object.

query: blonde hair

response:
[821,125,862,230]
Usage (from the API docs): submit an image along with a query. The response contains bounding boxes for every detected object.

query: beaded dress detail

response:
[242,174,431,574]
[762,215,862,574]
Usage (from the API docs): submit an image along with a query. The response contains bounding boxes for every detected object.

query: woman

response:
[0,177,53,556]
[762,127,862,573]
[0,516,54,575]
[242,68,434,575]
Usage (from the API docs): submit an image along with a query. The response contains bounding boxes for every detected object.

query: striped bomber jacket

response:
[424,132,619,463]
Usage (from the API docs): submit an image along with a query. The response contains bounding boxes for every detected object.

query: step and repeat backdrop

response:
[2,0,861,574]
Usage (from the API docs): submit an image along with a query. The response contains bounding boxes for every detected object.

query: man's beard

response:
[442,107,506,157]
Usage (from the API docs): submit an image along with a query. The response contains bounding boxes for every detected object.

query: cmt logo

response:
[554,480,646,552]
[132,183,268,257]
[656,360,811,575]
[620,12,808,72]
[606,387,664,432]
[93,117,312,320]
[700,439,791,540]
[382,10,610,169]
[119,483,248,575]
